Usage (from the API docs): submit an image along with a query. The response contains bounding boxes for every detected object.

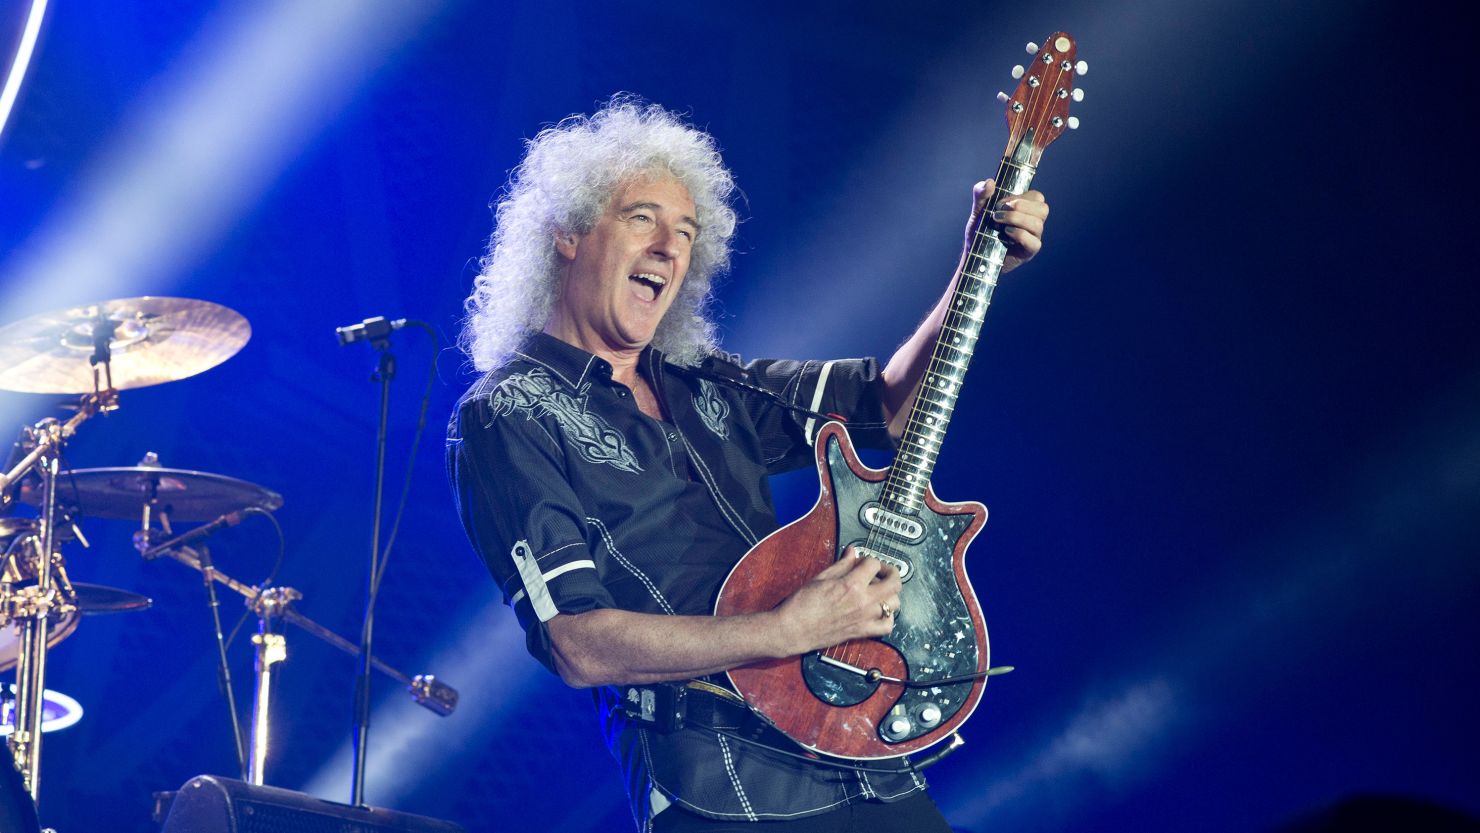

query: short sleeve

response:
[724,356,895,474]
[447,389,616,675]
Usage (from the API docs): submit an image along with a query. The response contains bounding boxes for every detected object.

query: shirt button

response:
[667,432,678,441]
[616,389,628,398]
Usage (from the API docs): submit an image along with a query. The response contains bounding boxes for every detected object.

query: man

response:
[448,97,1048,831]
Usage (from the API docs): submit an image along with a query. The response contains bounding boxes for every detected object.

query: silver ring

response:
[879,601,893,620]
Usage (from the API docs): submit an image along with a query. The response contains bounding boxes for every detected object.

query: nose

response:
[648,224,682,260]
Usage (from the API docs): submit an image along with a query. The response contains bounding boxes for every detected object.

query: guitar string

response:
[832,137,1017,671]
[835,77,1032,671]
[835,48,1074,678]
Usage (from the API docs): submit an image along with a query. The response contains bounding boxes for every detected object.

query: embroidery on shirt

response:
[692,379,730,440]
[487,367,643,473]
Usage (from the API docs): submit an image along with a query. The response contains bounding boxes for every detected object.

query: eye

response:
[628,212,653,224]
[677,229,693,241]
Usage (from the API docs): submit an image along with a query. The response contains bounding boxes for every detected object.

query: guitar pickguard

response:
[797,434,982,744]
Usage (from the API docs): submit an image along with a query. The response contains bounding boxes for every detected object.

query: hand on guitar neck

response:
[966,179,1048,275]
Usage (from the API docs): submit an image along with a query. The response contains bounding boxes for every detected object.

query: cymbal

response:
[0,583,149,673]
[73,582,152,614]
[18,466,283,522]
[0,603,77,672]
[0,296,250,393]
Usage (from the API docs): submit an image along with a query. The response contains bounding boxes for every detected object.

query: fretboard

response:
[880,150,1037,513]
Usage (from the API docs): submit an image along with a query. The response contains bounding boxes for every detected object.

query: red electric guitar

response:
[715,32,1084,760]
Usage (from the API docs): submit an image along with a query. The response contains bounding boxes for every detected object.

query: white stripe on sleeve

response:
[802,360,838,446]
[508,541,595,621]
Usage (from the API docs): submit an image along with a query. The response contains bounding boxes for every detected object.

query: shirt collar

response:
[513,332,667,390]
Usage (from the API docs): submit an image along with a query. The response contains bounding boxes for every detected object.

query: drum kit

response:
[0,296,457,820]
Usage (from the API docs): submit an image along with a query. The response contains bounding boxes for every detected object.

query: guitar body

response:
[715,421,989,759]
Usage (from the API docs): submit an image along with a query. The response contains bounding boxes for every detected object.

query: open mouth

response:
[629,273,668,302]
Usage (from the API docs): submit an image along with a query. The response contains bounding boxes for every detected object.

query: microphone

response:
[335,316,408,346]
[140,510,245,559]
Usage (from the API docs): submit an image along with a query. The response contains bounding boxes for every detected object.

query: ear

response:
[554,228,579,261]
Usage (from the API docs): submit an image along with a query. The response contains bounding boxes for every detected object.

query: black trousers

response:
[652,792,955,833]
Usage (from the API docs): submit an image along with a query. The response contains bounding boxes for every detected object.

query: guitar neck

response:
[880,145,1038,514]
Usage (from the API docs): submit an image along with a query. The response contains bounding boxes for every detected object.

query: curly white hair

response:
[461,96,739,371]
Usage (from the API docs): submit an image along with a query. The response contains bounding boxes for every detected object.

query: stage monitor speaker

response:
[158,775,467,833]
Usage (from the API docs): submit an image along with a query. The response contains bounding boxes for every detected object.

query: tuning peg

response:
[1075,60,1088,75]
[1011,64,1025,79]
[1026,42,1039,55]
[1072,88,1084,102]
[1067,116,1081,130]
[996,91,1010,103]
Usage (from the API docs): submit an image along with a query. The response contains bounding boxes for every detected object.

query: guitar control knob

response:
[1072,88,1085,102]
[1025,42,1039,55]
[996,91,1009,103]
[918,704,943,726]
[1011,64,1025,79]
[1067,117,1081,130]
[1075,60,1089,75]
[888,717,912,736]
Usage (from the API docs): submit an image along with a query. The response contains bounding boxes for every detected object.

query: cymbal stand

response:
[247,585,294,785]
[138,539,458,788]
[192,543,248,779]
[1,360,117,803]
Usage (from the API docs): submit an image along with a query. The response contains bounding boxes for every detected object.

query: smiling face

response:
[547,174,699,366]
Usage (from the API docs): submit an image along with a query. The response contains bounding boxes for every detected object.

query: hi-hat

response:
[0,584,152,673]
[17,466,283,522]
[0,297,250,393]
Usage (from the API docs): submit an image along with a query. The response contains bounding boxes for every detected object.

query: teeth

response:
[632,273,667,286]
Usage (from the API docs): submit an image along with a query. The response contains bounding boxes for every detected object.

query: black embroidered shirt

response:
[446,332,928,828]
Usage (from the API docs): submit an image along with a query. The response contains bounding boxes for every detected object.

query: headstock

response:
[994,32,1084,166]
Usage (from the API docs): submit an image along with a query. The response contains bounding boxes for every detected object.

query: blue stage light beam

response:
[0,0,49,146]
[300,597,545,805]
[0,0,451,323]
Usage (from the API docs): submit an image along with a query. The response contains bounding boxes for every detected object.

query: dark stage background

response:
[1,1,1475,831]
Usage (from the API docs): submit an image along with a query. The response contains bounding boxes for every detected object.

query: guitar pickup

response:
[850,544,912,580]
[860,504,925,542]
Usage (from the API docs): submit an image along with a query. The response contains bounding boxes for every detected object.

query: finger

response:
[844,556,886,588]
[871,596,902,634]
[1001,225,1043,258]
[991,212,1045,243]
[991,198,1048,230]
[996,199,1049,223]
[1015,188,1048,206]
[814,549,860,580]
[869,561,900,584]
[972,180,995,215]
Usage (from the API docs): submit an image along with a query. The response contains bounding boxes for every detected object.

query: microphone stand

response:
[351,338,395,806]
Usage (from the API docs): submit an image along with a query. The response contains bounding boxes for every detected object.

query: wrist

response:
[751,609,797,660]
